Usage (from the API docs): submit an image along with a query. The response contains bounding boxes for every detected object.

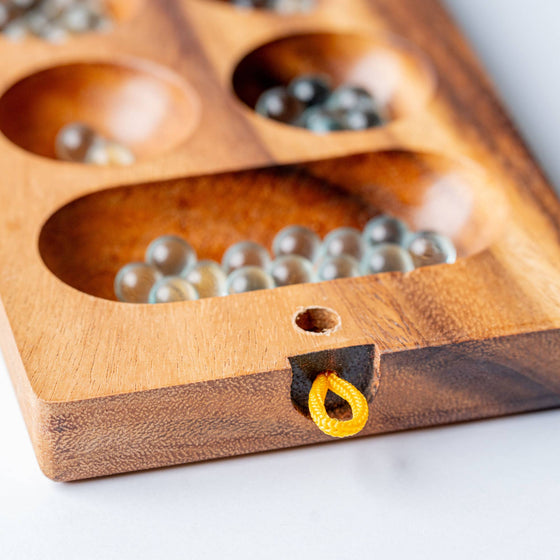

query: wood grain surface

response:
[0,0,559,480]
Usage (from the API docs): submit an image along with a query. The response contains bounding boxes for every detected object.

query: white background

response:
[2,1,560,558]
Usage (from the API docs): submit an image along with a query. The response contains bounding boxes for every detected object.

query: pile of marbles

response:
[0,0,113,42]
[55,122,135,166]
[255,74,386,133]
[114,216,457,304]
[231,0,314,13]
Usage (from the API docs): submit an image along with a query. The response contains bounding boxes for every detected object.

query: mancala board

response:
[0,0,559,481]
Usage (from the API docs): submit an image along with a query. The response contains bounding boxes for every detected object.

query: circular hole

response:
[0,60,200,162]
[294,307,341,334]
[232,31,436,128]
[0,0,141,42]
[38,151,507,301]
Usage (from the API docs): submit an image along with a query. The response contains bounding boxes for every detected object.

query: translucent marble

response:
[297,106,344,134]
[232,0,257,8]
[184,260,227,299]
[233,0,315,12]
[24,9,49,33]
[1,0,114,40]
[226,266,275,294]
[336,108,384,131]
[363,215,409,247]
[255,86,304,124]
[59,4,96,32]
[145,235,196,277]
[320,227,365,261]
[287,74,331,107]
[222,241,271,274]
[325,85,378,113]
[268,255,315,287]
[12,0,38,8]
[82,137,111,165]
[23,3,67,41]
[272,225,321,262]
[266,0,314,12]
[90,13,112,32]
[55,122,135,166]
[316,255,360,281]
[407,231,457,267]
[39,0,69,19]
[0,4,13,28]
[36,21,67,42]
[1,19,27,39]
[148,277,199,304]
[11,0,38,10]
[55,122,98,162]
[360,243,415,275]
[105,141,136,166]
[114,262,162,303]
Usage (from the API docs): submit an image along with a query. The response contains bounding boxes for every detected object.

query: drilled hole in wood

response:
[294,307,340,334]
[289,345,375,418]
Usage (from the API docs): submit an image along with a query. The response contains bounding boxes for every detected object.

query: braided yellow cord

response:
[308,370,369,438]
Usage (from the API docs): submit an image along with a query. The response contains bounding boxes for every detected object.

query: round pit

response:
[0,60,200,162]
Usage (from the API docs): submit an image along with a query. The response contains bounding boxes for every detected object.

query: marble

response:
[222,241,271,275]
[55,122,135,165]
[363,215,410,247]
[0,4,13,28]
[1,19,27,39]
[268,255,315,287]
[272,225,321,262]
[148,277,199,304]
[1,0,114,40]
[297,106,344,134]
[325,85,378,113]
[336,108,384,130]
[316,254,360,281]
[145,235,197,277]
[360,243,415,274]
[184,260,228,298]
[226,266,275,294]
[408,231,457,267]
[232,0,315,12]
[321,227,365,261]
[255,86,304,124]
[82,138,111,166]
[267,0,314,12]
[287,74,331,107]
[55,122,98,163]
[114,262,162,303]
[59,3,97,32]
[104,141,136,166]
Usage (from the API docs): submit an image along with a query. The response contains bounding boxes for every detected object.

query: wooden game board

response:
[1,0,559,481]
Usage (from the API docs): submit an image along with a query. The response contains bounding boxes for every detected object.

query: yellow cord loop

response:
[308,370,369,438]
